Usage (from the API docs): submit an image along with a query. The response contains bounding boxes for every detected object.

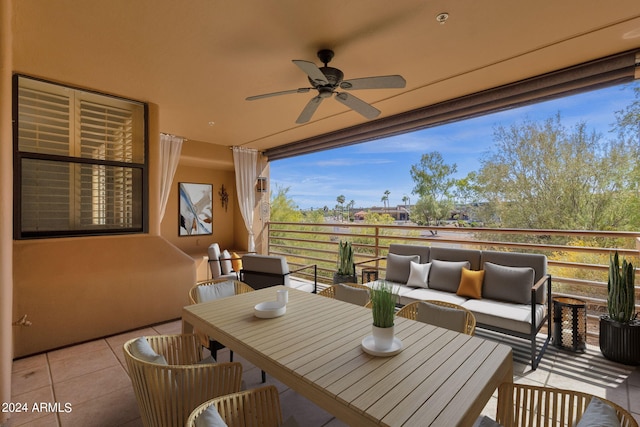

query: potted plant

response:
[333,240,357,284]
[370,280,398,350]
[599,251,640,365]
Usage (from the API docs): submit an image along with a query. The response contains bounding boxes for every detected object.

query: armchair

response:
[207,243,239,280]
[240,254,317,293]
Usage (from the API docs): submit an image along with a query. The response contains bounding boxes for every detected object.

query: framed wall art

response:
[178,182,213,236]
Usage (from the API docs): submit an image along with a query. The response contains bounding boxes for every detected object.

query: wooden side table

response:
[361,268,378,284]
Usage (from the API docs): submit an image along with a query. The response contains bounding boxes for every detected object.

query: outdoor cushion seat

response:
[397,300,476,335]
[462,299,546,335]
[318,283,370,306]
[402,287,468,306]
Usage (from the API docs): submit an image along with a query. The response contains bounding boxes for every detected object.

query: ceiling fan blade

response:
[340,75,406,90]
[292,60,329,85]
[246,87,311,101]
[296,96,323,124]
[335,92,380,119]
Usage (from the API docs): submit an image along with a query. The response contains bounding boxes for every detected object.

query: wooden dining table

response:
[182,286,513,427]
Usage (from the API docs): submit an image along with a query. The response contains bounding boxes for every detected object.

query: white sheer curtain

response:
[233,147,258,252]
[159,133,184,221]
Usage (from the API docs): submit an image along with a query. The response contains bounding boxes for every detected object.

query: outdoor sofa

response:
[362,244,552,370]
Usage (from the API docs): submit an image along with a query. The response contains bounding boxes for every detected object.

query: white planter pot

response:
[372,325,395,351]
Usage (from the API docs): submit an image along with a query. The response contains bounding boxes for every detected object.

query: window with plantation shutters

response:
[14,75,148,238]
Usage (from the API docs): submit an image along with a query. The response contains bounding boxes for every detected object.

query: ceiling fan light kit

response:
[246,49,406,124]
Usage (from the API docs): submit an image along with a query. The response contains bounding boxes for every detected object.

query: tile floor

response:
[8,320,640,426]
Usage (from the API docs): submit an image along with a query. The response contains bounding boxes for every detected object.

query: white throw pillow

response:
[129,337,167,365]
[406,261,431,288]
[195,404,228,427]
[195,280,236,302]
[220,250,233,274]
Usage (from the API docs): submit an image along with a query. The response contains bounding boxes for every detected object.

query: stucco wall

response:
[12,235,195,357]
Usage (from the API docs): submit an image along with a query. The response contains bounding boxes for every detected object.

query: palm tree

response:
[381,190,390,211]
[336,195,346,221]
[347,200,355,221]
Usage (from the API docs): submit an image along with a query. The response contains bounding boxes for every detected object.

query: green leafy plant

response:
[607,251,637,323]
[370,280,398,328]
[337,240,355,276]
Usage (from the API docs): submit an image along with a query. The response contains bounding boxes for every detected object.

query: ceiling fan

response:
[246,49,406,124]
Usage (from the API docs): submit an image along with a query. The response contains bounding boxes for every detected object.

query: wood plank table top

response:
[182,286,513,427]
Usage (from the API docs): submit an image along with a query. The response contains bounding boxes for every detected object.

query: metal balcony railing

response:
[267,221,640,342]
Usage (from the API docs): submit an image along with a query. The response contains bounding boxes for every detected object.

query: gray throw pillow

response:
[334,283,370,306]
[482,262,534,304]
[428,259,471,292]
[416,302,467,333]
[472,415,504,427]
[195,404,228,427]
[385,253,420,284]
[575,397,621,427]
[129,337,168,365]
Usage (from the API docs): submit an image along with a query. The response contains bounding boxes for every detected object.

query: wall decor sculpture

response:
[179,182,213,236]
[219,184,229,212]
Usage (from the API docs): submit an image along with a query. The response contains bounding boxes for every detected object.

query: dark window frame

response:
[13,74,149,239]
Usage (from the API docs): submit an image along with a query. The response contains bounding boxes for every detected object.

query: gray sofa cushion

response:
[428,259,470,292]
[386,253,420,284]
[483,262,534,304]
[416,301,467,333]
[389,243,430,263]
[430,247,482,270]
[481,250,547,304]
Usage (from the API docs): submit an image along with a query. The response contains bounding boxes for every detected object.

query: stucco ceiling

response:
[13,1,640,154]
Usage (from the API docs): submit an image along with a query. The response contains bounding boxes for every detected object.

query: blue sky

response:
[271,82,639,210]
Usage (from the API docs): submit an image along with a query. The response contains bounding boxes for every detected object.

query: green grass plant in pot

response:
[599,251,639,365]
[370,280,398,350]
[333,240,356,284]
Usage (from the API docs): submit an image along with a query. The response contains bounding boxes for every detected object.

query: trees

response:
[336,194,346,221]
[475,113,638,231]
[381,190,390,210]
[409,152,458,225]
[270,185,303,223]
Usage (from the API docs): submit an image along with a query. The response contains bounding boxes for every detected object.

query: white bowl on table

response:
[254,301,286,318]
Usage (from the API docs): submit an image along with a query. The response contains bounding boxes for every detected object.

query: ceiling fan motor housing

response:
[308,66,344,88]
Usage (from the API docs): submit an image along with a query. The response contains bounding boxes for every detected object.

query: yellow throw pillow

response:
[456,268,485,299]
[231,252,242,272]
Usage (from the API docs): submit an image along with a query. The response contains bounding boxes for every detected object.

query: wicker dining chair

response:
[188,279,266,383]
[396,300,476,335]
[186,385,283,427]
[124,334,243,427]
[496,382,638,427]
[188,279,255,355]
[317,283,371,306]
